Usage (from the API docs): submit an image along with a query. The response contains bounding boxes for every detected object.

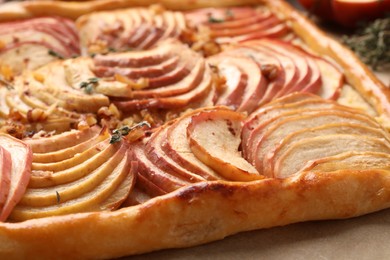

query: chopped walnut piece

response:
[27,108,48,122]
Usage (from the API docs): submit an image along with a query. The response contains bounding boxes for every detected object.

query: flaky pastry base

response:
[0,0,390,259]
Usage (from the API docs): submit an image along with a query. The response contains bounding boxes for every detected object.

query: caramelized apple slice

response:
[264,123,390,177]
[145,125,209,182]
[185,7,290,43]
[187,109,262,181]
[77,7,187,54]
[249,108,380,169]
[131,142,191,193]
[163,110,220,180]
[274,134,390,178]
[31,127,106,163]
[207,54,267,113]
[242,100,368,163]
[0,134,32,221]
[25,125,101,153]
[301,152,390,173]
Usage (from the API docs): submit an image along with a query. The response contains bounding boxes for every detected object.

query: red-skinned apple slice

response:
[241,93,321,157]
[265,123,390,177]
[0,147,11,215]
[274,134,390,178]
[32,127,106,163]
[242,99,344,161]
[187,108,262,181]
[25,125,101,153]
[300,151,390,174]
[93,56,180,79]
[113,64,212,111]
[207,54,267,113]
[145,125,211,183]
[163,109,222,180]
[0,134,32,221]
[32,134,110,172]
[247,107,380,167]
[185,7,290,43]
[131,141,191,193]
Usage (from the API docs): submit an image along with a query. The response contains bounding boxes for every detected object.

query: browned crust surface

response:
[0,0,389,259]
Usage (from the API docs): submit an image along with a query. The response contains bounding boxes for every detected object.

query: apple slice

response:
[301,151,390,173]
[248,108,380,168]
[163,109,221,180]
[93,56,180,79]
[32,127,107,163]
[77,7,187,53]
[207,54,267,113]
[0,17,80,74]
[32,135,109,172]
[131,141,191,193]
[187,108,262,181]
[0,147,11,215]
[263,122,390,177]
[25,125,101,153]
[0,134,32,221]
[242,92,321,142]
[185,7,290,43]
[274,134,390,178]
[113,65,212,111]
[145,125,210,182]
[242,100,357,163]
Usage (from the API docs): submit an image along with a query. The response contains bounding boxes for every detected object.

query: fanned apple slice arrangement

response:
[76,6,293,56]
[9,126,136,221]
[77,6,187,54]
[130,93,390,201]
[185,6,292,43]
[0,17,80,76]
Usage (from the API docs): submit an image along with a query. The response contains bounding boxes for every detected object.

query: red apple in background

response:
[298,0,390,27]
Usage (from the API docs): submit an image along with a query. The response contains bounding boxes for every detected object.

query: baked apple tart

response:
[0,0,389,259]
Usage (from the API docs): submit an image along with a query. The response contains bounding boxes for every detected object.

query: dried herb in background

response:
[343,16,390,70]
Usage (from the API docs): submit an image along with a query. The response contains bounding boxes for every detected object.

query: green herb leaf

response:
[110,121,151,144]
[48,50,64,60]
[79,78,100,94]
[208,13,224,24]
[56,191,61,203]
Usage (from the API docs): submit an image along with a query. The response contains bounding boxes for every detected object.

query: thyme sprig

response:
[79,77,99,94]
[110,121,151,144]
[343,16,390,70]
[48,49,64,60]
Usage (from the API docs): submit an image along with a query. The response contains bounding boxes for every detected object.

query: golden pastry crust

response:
[2,169,390,259]
[0,0,389,259]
